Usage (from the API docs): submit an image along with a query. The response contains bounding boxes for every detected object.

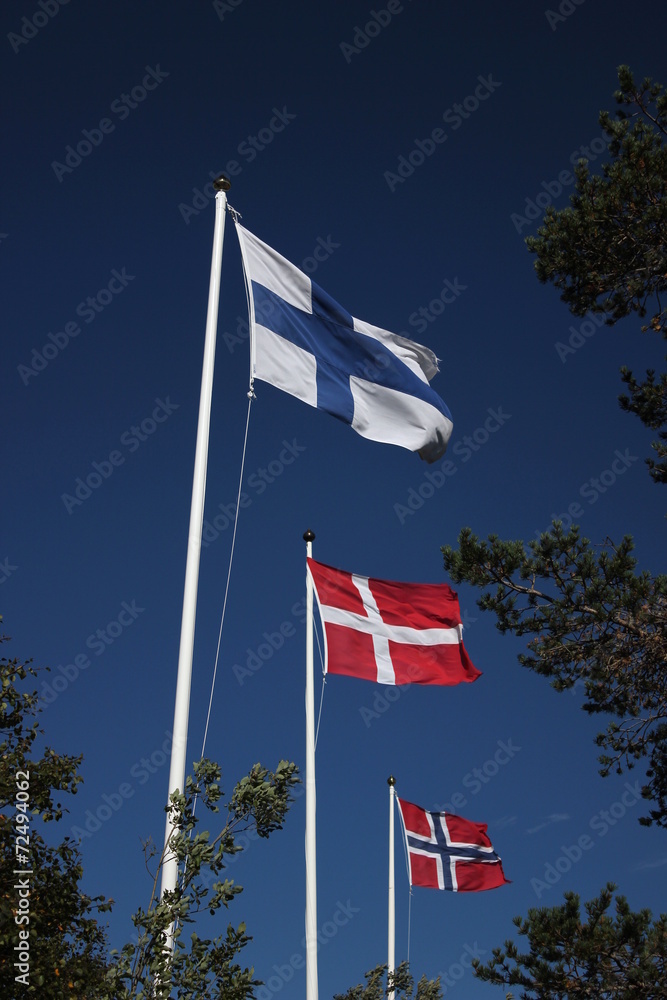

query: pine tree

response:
[442,65,667,828]
[526,65,667,482]
[441,525,667,826]
[472,883,667,998]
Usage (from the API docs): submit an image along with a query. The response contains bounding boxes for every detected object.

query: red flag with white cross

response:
[307,558,480,686]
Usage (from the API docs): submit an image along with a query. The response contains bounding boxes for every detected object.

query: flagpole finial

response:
[213,173,231,191]
[303,529,315,543]
[387,775,396,787]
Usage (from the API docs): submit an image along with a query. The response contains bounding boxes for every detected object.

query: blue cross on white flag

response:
[235,223,453,463]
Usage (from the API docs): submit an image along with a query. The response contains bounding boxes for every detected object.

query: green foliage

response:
[472,883,667,998]
[0,637,113,998]
[442,524,667,825]
[441,66,667,831]
[334,961,442,1000]
[0,625,300,998]
[105,756,300,1000]
[526,65,667,482]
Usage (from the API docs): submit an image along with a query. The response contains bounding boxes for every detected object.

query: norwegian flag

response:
[306,558,480,685]
[397,798,509,892]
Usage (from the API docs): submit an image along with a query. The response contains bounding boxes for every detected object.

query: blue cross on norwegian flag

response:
[235,222,453,463]
[397,798,509,892]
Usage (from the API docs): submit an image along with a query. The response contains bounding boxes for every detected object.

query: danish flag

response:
[307,558,480,685]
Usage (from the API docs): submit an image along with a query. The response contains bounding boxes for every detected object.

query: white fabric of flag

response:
[235,222,453,463]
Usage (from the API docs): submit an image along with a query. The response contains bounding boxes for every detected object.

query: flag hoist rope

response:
[160,178,231,950]
[198,390,253,761]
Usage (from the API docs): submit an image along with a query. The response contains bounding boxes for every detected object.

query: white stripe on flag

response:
[317,603,461,646]
[351,574,394,683]
[439,816,457,891]
[352,317,439,383]
[239,226,312,313]
[350,376,453,454]
[254,324,318,406]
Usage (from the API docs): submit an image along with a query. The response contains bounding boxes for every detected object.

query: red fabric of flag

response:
[307,558,480,686]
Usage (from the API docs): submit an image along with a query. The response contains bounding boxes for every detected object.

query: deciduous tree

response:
[334,961,442,1000]
[0,625,299,998]
[0,637,112,997]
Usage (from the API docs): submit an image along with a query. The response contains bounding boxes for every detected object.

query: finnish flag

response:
[235,223,453,463]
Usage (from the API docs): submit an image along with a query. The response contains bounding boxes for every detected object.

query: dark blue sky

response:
[4,1,666,996]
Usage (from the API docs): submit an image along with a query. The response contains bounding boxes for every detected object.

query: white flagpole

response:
[388,775,396,1000]
[304,528,318,1000]
[160,176,231,933]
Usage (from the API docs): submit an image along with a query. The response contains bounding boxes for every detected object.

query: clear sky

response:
[4,1,666,996]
